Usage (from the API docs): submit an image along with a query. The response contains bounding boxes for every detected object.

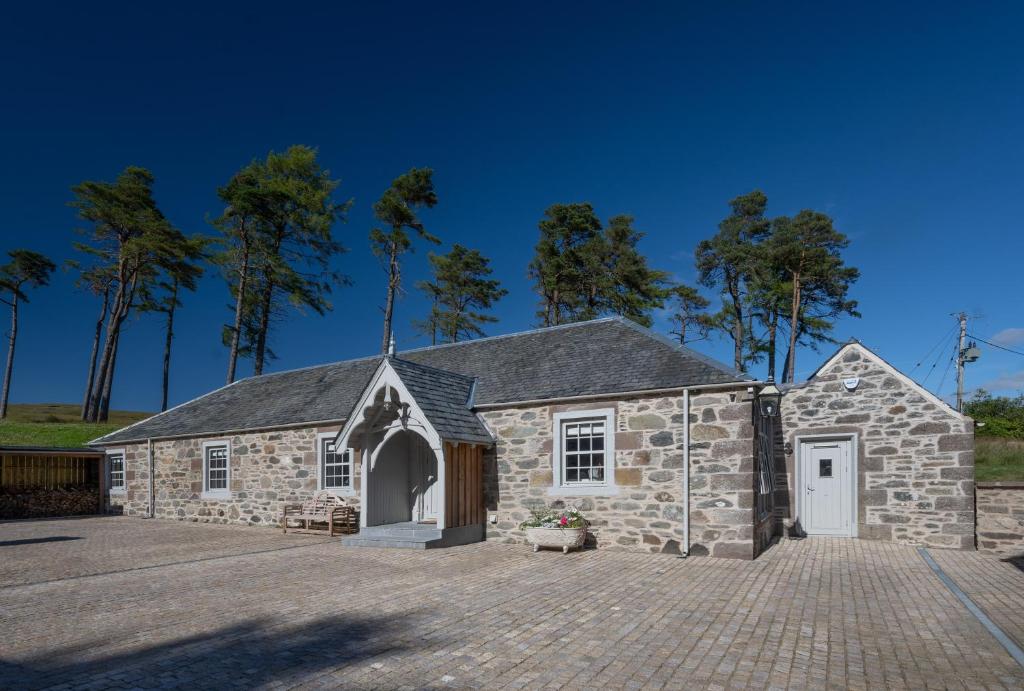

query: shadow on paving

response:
[0,612,424,689]
[1003,555,1024,574]
[0,536,83,547]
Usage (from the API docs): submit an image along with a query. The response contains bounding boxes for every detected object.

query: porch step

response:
[340,522,485,550]
[340,535,443,550]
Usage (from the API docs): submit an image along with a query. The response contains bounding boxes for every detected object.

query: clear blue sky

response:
[1,2,1022,412]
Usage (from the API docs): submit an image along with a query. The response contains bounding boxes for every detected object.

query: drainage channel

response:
[918,547,1024,669]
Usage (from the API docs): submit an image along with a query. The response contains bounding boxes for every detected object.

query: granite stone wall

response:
[976,483,1024,556]
[106,425,358,526]
[780,343,975,549]
[480,389,758,558]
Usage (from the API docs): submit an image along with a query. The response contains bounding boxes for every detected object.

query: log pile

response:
[0,486,99,519]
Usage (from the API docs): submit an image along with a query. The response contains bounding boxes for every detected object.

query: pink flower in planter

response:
[560,516,568,526]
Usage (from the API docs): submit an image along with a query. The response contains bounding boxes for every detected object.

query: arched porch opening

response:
[366,429,440,527]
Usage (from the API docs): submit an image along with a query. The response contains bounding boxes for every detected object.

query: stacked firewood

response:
[0,486,99,519]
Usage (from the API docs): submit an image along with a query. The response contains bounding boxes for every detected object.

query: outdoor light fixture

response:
[758,378,782,418]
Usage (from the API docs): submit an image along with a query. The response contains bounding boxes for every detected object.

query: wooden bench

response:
[281,491,358,536]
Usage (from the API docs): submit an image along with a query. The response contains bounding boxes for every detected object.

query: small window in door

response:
[819,458,833,478]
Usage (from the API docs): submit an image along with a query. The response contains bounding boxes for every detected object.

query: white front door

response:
[800,438,854,536]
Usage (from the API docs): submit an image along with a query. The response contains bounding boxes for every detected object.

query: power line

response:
[969,333,1024,358]
[922,328,958,386]
[910,324,958,374]
[937,343,957,396]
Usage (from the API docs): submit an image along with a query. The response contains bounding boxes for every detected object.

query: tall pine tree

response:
[371,168,439,352]
[0,250,55,418]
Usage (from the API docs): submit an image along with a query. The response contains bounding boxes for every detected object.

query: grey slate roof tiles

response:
[93,317,749,445]
[386,358,493,445]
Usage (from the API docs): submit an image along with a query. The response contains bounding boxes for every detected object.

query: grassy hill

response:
[0,404,152,448]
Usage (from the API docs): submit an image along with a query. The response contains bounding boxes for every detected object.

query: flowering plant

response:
[518,505,588,530]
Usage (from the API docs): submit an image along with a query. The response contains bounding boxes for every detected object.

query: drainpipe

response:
[147,438,155,518]
[682,388,690,557]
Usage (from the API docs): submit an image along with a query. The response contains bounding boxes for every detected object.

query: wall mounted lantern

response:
[758,378,782,418]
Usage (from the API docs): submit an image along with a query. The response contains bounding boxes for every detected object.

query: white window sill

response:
[201,492,231,501]
[108,489,126,496]
[321,487,356,497]
[548,485,619,497]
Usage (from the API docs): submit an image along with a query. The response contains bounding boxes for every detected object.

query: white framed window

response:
[202,441,231,499]
[318,432,354,495]
[107,449,126,494]
[550,408,618,496]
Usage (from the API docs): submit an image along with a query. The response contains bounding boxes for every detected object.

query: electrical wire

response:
[969,333,1024,358]
[922,328,959,386]
[936,346,956,398]
[909,324,958,374]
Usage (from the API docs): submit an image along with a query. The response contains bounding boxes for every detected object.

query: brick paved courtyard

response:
[1,517,1023,690]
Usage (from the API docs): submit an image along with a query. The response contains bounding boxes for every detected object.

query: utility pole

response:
[956,312,967,413]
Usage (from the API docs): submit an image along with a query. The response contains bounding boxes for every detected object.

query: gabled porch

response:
[336,357,493,549]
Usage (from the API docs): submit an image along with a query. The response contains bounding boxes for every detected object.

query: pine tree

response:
[141,235,207,411]
[416,244,507,343]
[773,210,860,382]
[529,204,666,327]
[71,167,184,421]
[213,147,349,377]
[0,250,55,418]
[695,190,771,373]
[371,168,439,353]
[667,284,713,345]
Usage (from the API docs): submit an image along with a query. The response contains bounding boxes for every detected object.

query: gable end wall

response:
[780,345,975,549]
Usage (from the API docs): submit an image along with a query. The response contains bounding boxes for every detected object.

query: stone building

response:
[776,340,975,549]
[91,318,975,559]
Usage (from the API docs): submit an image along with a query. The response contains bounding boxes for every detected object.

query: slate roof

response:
[93,317,748,445]
[387,358,493,445]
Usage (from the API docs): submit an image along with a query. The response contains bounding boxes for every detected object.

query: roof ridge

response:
[388,355,476,383]
[239,354,383,382]
[239,319,620,382]
[396,317,620,356]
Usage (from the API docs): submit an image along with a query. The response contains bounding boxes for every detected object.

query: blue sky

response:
[1,2,1022,412]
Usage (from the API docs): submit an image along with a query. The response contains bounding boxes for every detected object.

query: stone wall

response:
[780,343,975,549]
[107,424,358,526]
[480,389,757,559]
[976,483,1024,556]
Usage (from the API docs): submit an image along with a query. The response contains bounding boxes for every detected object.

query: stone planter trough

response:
[525,526,586,553]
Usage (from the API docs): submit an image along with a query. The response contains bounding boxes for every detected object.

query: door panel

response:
[801,439,853,536]
[410,436,438,522]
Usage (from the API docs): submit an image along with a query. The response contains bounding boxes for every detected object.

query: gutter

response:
[90,418,348,447]
[472,380,760,410]
[682,388,690,557]
[147,438,155,518]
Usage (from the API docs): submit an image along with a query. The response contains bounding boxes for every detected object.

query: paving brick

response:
[0,517,1022,689]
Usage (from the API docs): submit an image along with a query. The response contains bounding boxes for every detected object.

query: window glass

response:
[206,446,228,491]
[322,438,351,489]
[109,454,125,490]
[819,458,833,478]
[562,420,606,485]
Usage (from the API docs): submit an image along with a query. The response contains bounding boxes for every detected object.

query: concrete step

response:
[341,535,441,549]
[359,524,442,540]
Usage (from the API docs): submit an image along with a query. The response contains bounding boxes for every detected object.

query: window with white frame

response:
[108,451,125,492]
[320,436,352,491]
[552,409,617,494]
[203,442,230,496]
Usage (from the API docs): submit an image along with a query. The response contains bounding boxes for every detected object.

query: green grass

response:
[975,437,1024,482]
[0,404,151,448]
